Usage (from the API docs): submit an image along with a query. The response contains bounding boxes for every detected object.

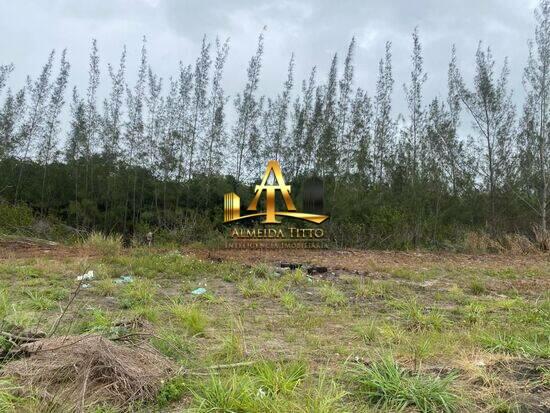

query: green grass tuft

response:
[78,308,114,334]
[280,292,303,312]
[152,330,194,362]
[479,332,550,358]
[253,360,306,396]
[251,263,274,278]
[24,290,56,311]
[319,284,347,307]
[469,278,487,296]
[353,320,379,345]
[239,276,285,298]
[83,232,123,256]
[190,373,256,412]
[119,279,157,309]
[156,375,187,407]
[353,356,459,412]
[399,299,448,332]
[0,378,37,413]
[169,303,208,336]
[297,371,348,413]
[0,289,9,320]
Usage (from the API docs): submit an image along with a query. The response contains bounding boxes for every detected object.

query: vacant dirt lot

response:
[0,239,548,412]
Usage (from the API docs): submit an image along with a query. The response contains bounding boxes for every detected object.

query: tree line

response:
[1,1,550,249]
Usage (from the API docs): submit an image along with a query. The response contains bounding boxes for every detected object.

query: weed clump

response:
[469,278,487,296]
[83,232,123,256]
[253,360,306,396]
[281,291,304,312]
[353,356,459,412]
[189,364,344,412]
[319,284,347,307]
[398,300,448,332]
[479,332,550,358]
[169,303,208,336]
[119,279,156,309]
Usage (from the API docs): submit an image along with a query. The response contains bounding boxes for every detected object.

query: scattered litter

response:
[81,284,91,289]
[307,265,328,274]
[114,275,134,284]
[280,262,302,270]
[76,270,94,281]
[191,287,207,295]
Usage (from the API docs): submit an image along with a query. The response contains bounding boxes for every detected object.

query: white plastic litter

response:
[76,270,95,281]
[114,275,134,284]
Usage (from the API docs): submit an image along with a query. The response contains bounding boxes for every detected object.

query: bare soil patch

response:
[204,247,550,274]
[0,237,84,259]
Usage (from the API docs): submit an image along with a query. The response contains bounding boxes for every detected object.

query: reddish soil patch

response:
[0,238,87,259]
[201,248,550,274]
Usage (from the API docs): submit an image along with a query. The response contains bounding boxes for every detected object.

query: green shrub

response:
[0,204,34,231]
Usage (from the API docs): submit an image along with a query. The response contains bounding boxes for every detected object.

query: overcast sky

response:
[0,0,541,120]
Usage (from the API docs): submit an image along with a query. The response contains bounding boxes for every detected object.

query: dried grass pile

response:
[2,334,174,411]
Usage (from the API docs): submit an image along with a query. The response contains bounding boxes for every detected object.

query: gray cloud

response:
[0,0,540,123]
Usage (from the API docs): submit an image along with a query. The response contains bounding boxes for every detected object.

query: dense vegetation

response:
[1,1,550,248]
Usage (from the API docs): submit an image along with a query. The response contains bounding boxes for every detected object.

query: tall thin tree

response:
[373,42,394,185]
[15,51,55,202]
[521,0,550,239]
[38,49,70,215]
[232,30,264,182]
